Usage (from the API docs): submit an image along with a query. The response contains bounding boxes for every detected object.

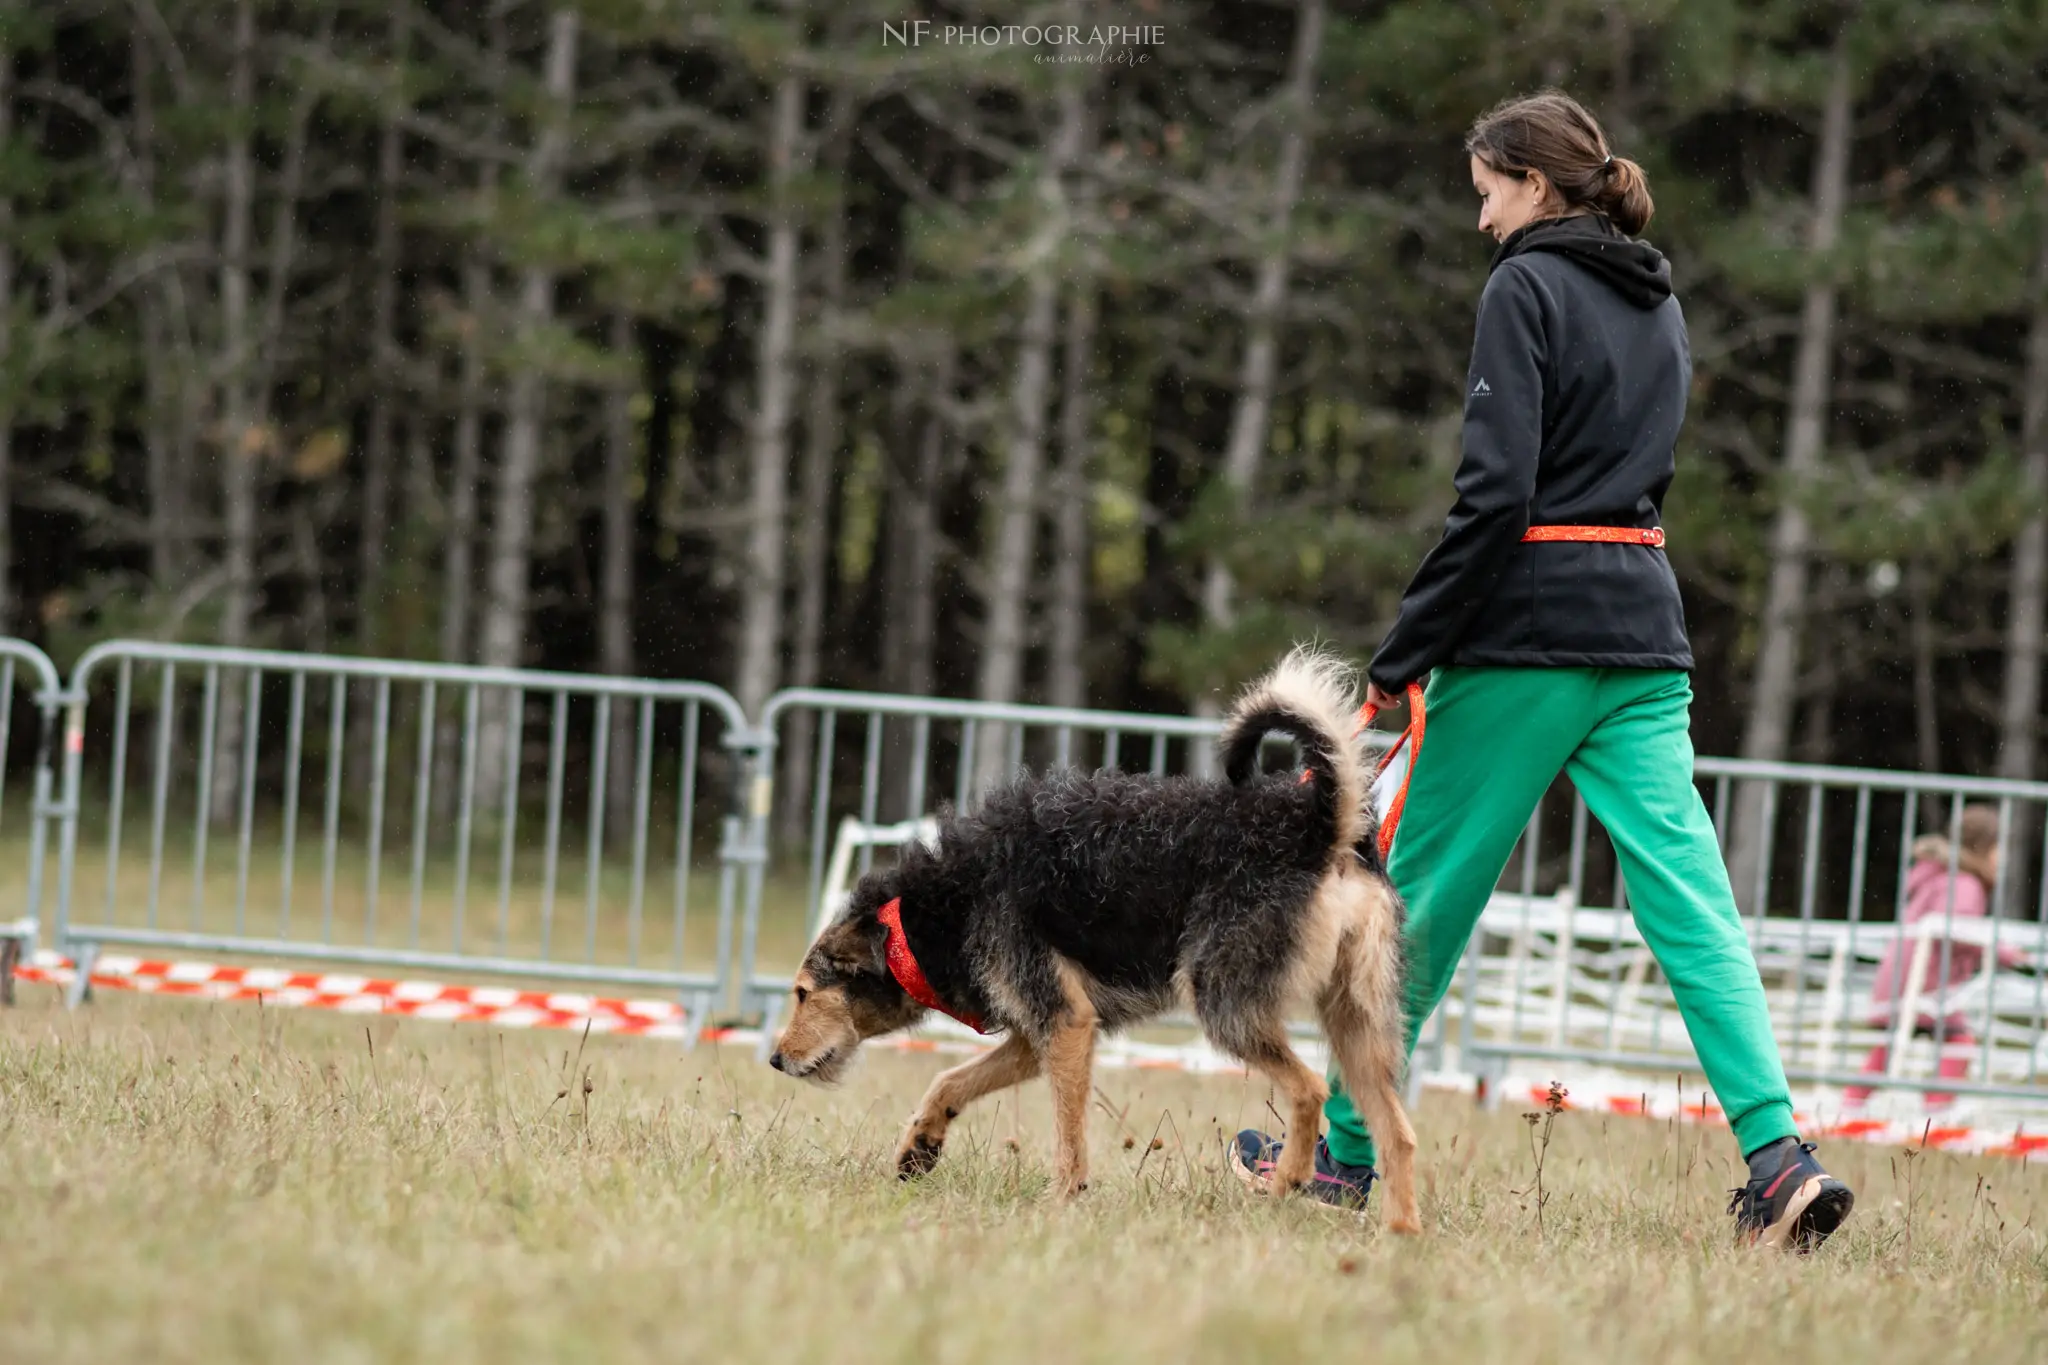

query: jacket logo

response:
[1470,377,1492,397]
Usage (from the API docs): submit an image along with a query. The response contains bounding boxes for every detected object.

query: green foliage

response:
[2,0,2047,778]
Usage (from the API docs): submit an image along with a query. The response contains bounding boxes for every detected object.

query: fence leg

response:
[682,991,712,1051]
[1472,1052,1506,1111]
[756,992,784,1064]
[736,729,776,1024]
[49,690,84,962]
[64,940,98,1010]
[0,935,16,1006]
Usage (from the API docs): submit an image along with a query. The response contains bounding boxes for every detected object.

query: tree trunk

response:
[359,3,407,655]
[882,344,951,818]
[733,72,806,721]
[1997,217,2048,779]
[1908,560,1940,774]
[212,3,328,824]
[132,27,184,590]
[443,278,490,669]
[210,0,258,826]
[441,5,507,676]
[600,310,637,836]
[1995,206,2048,915]
[475,9,576,796]
[890,348,950,703]
[971,65,1090,790]
[1190,0,1323,768]
[1727,32,1852,912]
[1046,279,1098,712]
[0,42,13,635]
[778,103,853,846]
[1795,567,1846,765]
[889,166,971,709]
[432,259,488,822]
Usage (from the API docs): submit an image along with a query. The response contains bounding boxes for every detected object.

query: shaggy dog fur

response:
[768,648,1421,1233]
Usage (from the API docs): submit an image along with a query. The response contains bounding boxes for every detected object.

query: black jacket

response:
[1368,214,1694,691]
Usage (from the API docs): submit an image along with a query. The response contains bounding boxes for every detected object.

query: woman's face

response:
[1472,155,1549,242]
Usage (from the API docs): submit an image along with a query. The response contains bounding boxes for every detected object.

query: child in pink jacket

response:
[1846,806,2029,1108]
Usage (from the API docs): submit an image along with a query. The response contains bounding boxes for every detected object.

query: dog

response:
[767,647,1421,1233]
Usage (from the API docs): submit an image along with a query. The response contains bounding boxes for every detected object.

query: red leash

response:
[1356,683,1426,861]
[1294,681,1426,861]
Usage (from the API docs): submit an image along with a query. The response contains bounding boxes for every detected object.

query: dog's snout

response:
[768,1051,786,1072]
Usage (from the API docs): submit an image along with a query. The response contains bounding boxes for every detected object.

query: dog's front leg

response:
[1043,1017,1096,1200]
[894,1034,1040,1179]
[1043,964,1100,1201]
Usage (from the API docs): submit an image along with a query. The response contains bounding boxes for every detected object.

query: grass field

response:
[5,990,2047,1364]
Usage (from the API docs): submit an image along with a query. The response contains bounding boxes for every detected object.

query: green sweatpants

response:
[1324,666,1798,1167]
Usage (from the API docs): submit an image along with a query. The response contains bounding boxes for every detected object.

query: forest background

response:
[4,0,2047,813]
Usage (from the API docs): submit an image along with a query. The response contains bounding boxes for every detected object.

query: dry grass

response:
[5,991,2047,1364]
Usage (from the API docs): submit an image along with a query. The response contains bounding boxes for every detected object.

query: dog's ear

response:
[819,870,895,975]
[813,911,889,980]
[845,867,899,918]
[854,912,889,976]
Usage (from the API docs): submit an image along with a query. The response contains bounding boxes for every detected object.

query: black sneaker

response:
[1728,1139,1855,1252]
[1230,1130,1377,1211]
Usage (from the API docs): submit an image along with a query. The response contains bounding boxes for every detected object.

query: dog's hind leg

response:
[1320,903,1422,1234]
[1201,999,1328,1195]
[895,1033,1040,1179]
[1239,1033,1329,1196]
[1043,960,1100,1202]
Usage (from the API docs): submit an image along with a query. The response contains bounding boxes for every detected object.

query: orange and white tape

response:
[16,950,704,1039]
[1489,1075,2048,1163]
[11,952,2043,1162]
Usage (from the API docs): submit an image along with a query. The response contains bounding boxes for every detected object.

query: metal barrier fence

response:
[47,641,756,1026]
[1440,758,2048,1108]
[0,639,63,1000]
[1,634,2043,1109]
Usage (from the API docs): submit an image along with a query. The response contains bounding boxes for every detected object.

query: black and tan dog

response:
[768,648,1420,1233]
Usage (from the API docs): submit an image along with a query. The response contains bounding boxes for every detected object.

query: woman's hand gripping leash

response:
[1300,680,1426,861]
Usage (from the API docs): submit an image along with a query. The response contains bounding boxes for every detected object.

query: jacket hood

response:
[1491,213,1673,309]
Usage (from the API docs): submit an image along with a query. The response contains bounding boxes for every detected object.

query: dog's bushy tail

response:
[1218,646,1368,857]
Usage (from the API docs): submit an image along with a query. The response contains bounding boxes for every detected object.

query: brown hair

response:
[1912,804,2003,886]
[1466,90,1654,237]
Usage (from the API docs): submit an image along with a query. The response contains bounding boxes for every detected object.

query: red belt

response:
[1522,525,1665,547]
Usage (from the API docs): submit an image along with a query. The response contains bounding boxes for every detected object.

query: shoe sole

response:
[1754,1176,1855,1252]
[1227,1143,1368,1215]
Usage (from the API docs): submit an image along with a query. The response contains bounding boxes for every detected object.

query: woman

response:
[1844,807,2029,1109]
[1231,91,1855,1251]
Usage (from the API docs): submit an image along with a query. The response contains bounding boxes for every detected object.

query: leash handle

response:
[1354,682,1426,861]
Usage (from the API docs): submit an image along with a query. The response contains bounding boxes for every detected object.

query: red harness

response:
[876,896,991,1034]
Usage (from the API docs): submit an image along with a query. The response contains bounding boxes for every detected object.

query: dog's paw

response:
[895,1132,944,1180]
[1049,1176,1090,1203]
